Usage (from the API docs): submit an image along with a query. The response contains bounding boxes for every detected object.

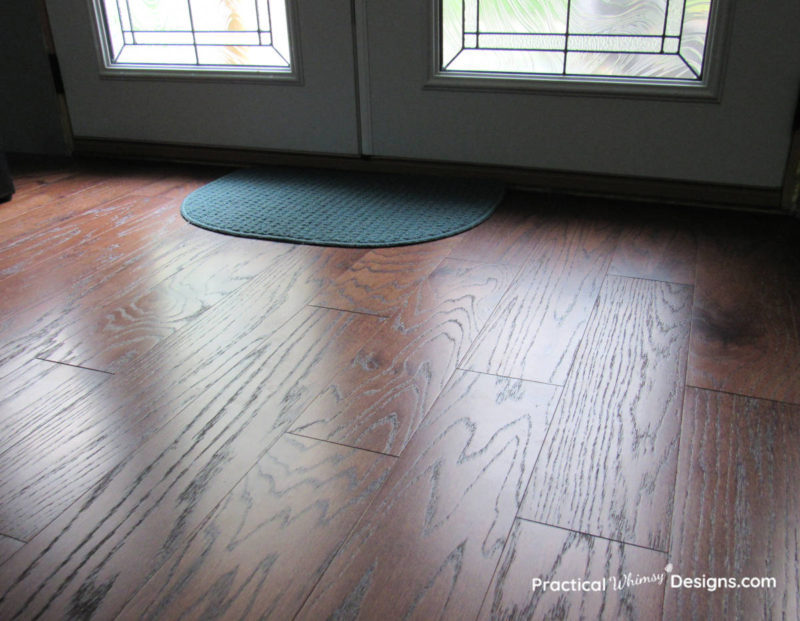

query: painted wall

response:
[0,0,68,154]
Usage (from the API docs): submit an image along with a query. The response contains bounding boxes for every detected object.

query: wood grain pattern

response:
[0,189,155,272]
[297,370,560,620]
[0,358,109,455]
[0,218,223,371]
[3,161,797,621]
[0,172,108,226]
[663,387,800,621]
[0,178,225,327]
[0,308,382,620]
[0,168,173,244]
[6,165,78,195]
[519,276,692,550]
[291,258,515,455]
[479,519,667,620]
[0,246,363,541]
[37,237,305,373]
[0,169,214,286]
[311,237,458,316]
[447,192,544,266]
[462,214,619,385]
[0,535,24,566]
[0,239,350,379]
[608,206,697,285]
[688,217,800,404]
[0,172,233,370]
[117,434,395,621]
[0,194,180,315]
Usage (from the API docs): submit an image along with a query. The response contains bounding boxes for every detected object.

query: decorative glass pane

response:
[566,51,695,78]
[569,0,667,35]
[98,0,292,72]
[447,49,564,73]
[477,0,568,34]
[441,0,713,80]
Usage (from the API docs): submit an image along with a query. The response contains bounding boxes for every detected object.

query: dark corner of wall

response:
[0,0,71,157]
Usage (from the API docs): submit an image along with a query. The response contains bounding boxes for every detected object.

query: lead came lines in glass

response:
[98,0,292,71]
[443,0,713,81]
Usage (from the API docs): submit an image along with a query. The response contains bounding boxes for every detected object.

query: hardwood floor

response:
[688,215,800,404]
[292,258,516,455]
[518,275,692,551]
[664,388,800,620]
[0,158,798,620]
[479,520,667,620]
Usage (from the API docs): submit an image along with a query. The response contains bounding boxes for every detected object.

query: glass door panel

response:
[440,0,713,80]
[99,0,293,72]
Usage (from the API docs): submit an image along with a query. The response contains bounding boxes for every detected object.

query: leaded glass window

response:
[97,0,292,72]
[441,0,713,80]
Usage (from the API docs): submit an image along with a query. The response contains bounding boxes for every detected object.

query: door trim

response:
[85,0,305,83]
[353,0,372,155]
[425,0,736,102]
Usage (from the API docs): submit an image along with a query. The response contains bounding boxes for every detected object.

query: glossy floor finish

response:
[0,159,798,620]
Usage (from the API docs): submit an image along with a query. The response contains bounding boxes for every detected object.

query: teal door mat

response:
[181,167,505,247]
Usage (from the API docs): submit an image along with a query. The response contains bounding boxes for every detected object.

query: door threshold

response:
[71,137,783,213]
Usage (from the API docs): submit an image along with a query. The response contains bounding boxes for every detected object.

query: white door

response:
[46,0,800,188]
[361,0,800,188]
[45,0,361,155]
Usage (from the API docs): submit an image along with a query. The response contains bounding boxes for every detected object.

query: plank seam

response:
[286,431,400,458]
[515,516,669,554]
[34,357,114,375]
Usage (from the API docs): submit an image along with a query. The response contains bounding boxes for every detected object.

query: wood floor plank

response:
[688,216,800,404]
[0,246,361,542]
[125,167,225,198]
[447,192,545,266]
[0,169,173,245]
[0,173,224,324]
[0,219,225,369]
[0,169,232,368]
[0,189,145,273]
[5,163,796,621]
[0,172,110,226]
[21,238,360,377]
[0,194,182,315]
[0,308,382,620]
[117,434,395,621]
[0,358,109,455]
[479,520,667,620]
[0,167,211,277]
[519,276,693,550]
[0,535,24,566]
[663,387,800,620]
[607,206,697,285]
[462,214,619,385]
[311,237,458,316]
[1,160,201,229]
[37,237,309,373]
[297,370,559,620]
[7,166,78,195]
[291,258,515,455]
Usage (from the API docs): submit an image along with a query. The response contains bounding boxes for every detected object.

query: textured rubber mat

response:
[181,167,504,247]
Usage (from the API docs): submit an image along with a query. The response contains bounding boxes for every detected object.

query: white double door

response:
[46,0,799,187]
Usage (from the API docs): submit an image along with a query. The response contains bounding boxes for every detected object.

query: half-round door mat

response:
[181,167,505,247]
